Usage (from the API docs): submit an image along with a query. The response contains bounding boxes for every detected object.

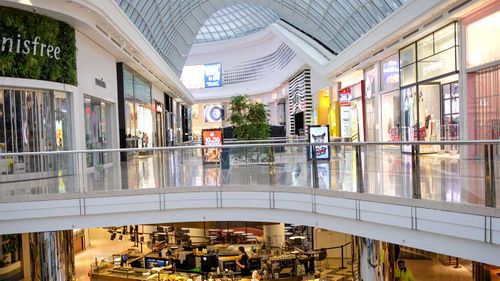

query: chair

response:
[316,249,328,270]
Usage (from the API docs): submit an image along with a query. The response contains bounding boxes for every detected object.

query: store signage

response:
[382,60,399,85]
[204,63,222,88]
[204,104,224,122]
[339,88,352,106]
[308,125,330,160]
[202,129,223,164]
[1,35,61,59]
[340,106,352,138]
[95,78,106,88]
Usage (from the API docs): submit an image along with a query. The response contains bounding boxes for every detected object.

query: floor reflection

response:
[0,147,497,207]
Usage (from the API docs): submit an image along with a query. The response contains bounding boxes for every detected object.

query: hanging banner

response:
[202,129,223,164]
[308,125,330,160]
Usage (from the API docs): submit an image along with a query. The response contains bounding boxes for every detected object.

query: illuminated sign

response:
[339,87,352,106]
[308,125,330,160]
[204,104,224,122]
[202,129,223,164]
[204,63,222,88]
[180,62,223,89]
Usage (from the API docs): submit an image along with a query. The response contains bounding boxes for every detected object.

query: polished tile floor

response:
[1,146,498,207]
[75,229,135,281]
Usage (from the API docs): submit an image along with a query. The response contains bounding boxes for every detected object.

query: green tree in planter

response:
[229,95,248,139]
[229,95,270,140]
[247,102,271,140]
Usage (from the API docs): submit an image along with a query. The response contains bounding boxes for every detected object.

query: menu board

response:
[202,129,223,164]
[308,125,330,160]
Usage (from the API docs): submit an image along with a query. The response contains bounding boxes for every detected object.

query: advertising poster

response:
[204,104,224,122]
[340,106,352,139]
[202,129,223,164]
[204,63,222,88]
[308,125,330,160]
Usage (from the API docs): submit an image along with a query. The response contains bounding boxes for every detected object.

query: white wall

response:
[75,31,119,150]
[152,85,164,104]
[313,229,352,259]
[185,30,305,100]
[310,68,331,109]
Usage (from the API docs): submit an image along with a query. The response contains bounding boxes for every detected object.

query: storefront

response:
[380,54,401,142]
[399,22,459,153]
[121,66,154,149]
[339,82,366,142]
[0,6,76,175]
[464,2,500,142]
[154,100,165,147]
[363,66,377,141]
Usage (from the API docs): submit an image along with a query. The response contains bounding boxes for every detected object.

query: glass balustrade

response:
[0,141,498,208]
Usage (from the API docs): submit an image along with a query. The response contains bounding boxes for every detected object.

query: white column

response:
[263,224,284,248]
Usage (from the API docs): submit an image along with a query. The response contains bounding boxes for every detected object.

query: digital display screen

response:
[181,63,222,89]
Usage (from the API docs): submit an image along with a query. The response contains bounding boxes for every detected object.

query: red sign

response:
[202,129,223,164]
[339,87,352,106]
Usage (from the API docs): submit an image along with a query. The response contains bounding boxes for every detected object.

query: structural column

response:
[28,230,75,281]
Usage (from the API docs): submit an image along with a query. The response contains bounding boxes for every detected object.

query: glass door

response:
[441,82,459,140]
[84,97,110,167]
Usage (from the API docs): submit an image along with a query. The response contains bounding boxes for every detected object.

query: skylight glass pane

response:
[195,3,279,43]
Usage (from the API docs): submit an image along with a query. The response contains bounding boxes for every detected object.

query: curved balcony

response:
[0,141,499,265]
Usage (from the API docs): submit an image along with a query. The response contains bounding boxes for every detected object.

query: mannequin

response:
[424,110,431,141]
[429,114,436,141]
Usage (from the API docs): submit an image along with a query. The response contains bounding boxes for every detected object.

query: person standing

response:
[395,260,415,281]
[236,246,251,276]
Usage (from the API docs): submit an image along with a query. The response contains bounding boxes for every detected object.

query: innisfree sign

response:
[0,6,77,85]
[1,35,62,59]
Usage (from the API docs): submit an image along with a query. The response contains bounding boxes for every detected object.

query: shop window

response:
[400,64,416,87]
[380,54,399,92]
[418,48,456,81]
[400,86,417,143]
[417,34,434,60]
[123,69,134,98]
[434,24,456,53]
[400,44,415,67]
[400,22,458,86]
[84,97,111,167]
[381,91,401,142]
[0,89,71,174]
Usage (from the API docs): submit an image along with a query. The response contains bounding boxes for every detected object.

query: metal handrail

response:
[1,140,500,157]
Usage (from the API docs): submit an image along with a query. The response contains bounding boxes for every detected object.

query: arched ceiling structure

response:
[115,0,409,75]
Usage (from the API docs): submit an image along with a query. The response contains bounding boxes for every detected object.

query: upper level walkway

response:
[0,141,499,265]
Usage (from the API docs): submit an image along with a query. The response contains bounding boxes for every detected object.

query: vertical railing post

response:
[355,144,364,193]
[339,244,347,269]
[412,144,421,199]
[218,146,223,187]
[312,144,319,189]
[269,146,276,186]
[485,144,496,207]
[79,152,86,194]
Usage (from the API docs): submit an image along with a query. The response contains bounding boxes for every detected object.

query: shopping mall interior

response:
[0,0,499,280]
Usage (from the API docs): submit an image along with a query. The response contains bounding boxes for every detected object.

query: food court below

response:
[67,221,497,281]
